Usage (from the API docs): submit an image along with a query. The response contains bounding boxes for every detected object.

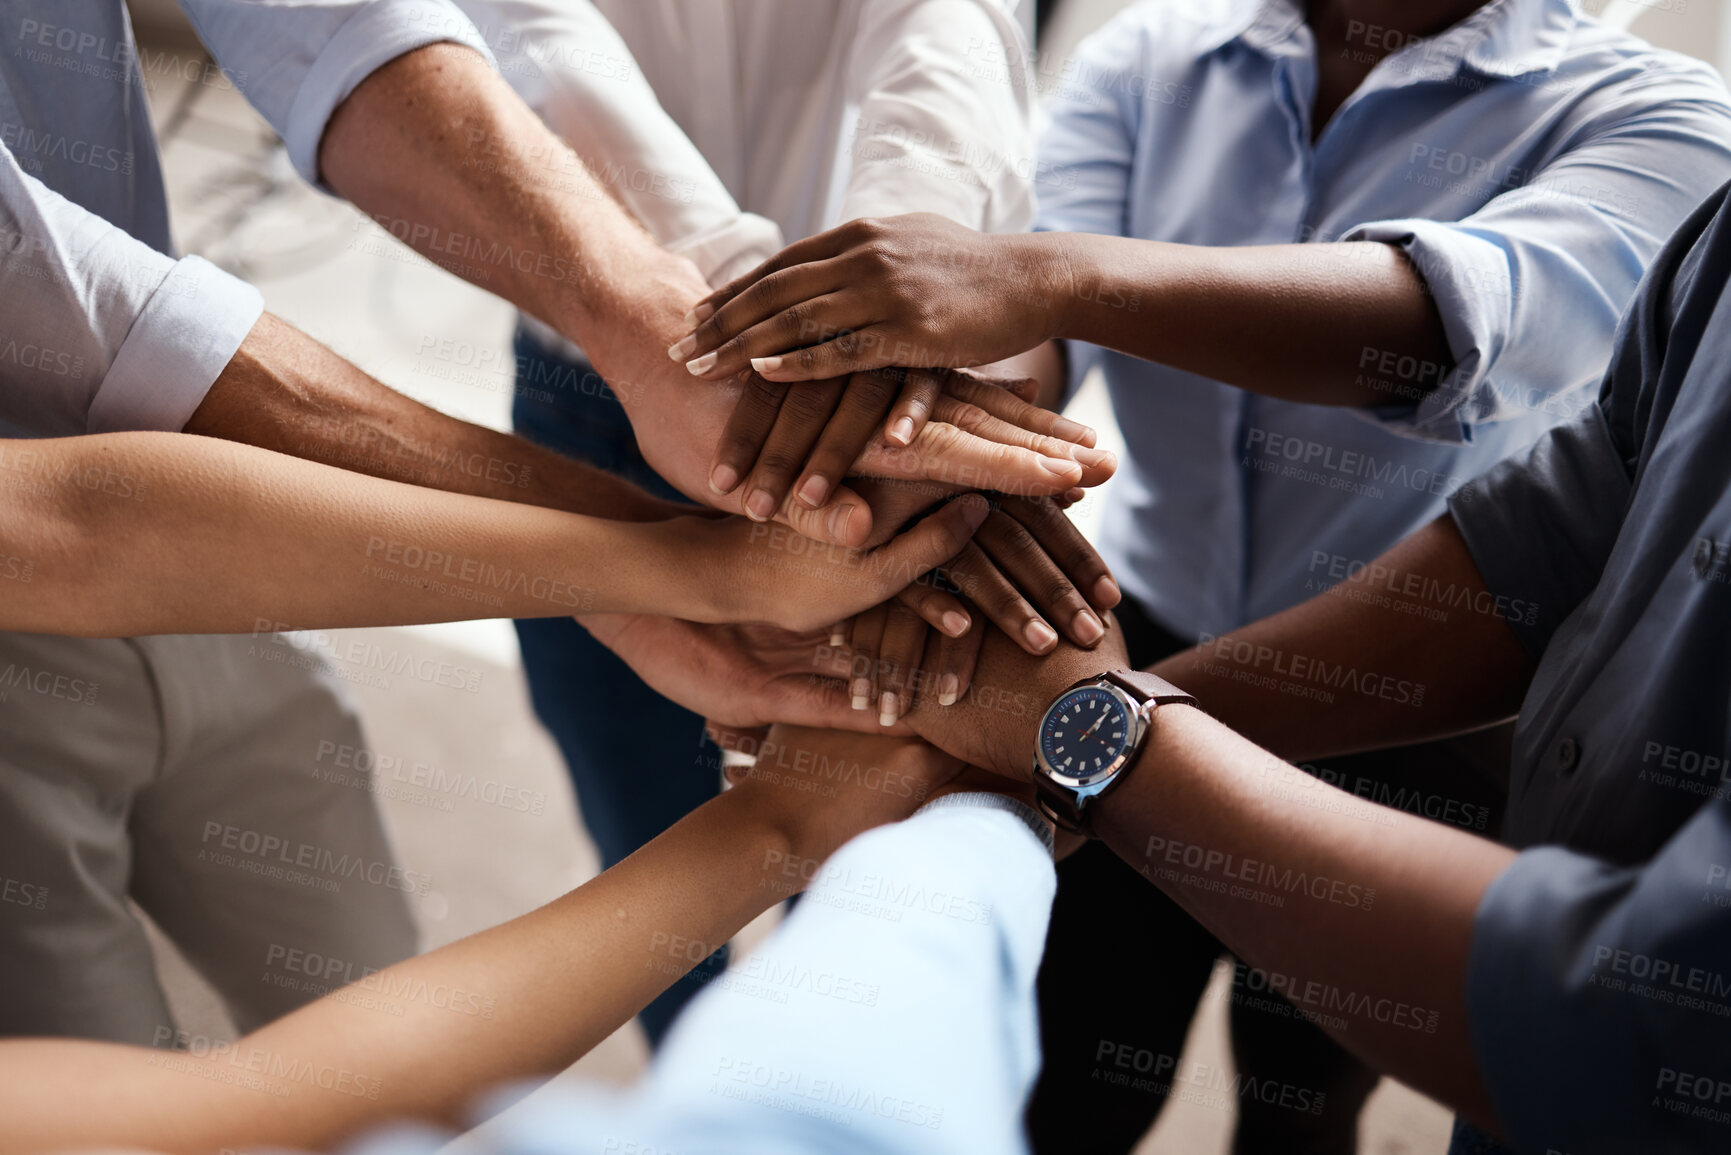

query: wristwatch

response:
[1032,670,1196,834]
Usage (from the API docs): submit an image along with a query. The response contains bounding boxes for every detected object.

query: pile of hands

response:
[575,216,1128,860]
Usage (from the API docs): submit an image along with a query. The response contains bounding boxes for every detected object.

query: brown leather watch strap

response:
[1101,668,1197,709]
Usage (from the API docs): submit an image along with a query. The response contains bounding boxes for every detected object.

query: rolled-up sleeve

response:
[840,0,1036,234]
[0,145,261,438]
[178,0,496,185]
[1467,796,1731,1153]
[1346,61,1731,443]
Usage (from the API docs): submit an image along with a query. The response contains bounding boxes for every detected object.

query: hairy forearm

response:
[1151,517,1535,761]
[1041,233,1450,407]
[0,431,713,636]
[0,787,791,1154]
[1094,705,1513,1130]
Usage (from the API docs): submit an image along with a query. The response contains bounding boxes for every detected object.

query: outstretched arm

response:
[0,729,963,1155]
[0,432,987,638]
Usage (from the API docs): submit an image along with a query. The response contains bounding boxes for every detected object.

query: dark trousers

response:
[1026,595,1511,1154]
[509,330,726,1045]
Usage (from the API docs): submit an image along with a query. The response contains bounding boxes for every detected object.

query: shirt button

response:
[1556,738,1579,772]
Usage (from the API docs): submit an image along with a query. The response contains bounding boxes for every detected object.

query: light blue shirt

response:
[1036,0,1731,639]
[0,0,493,439]
[354,793,1057,1155]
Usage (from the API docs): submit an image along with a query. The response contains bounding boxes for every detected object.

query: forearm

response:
[1042,233,1450,406]
[185,314,683,522]
[1093,705,1513,1129]
[1151,516,1535,761]
[0,788,791,1154]
[1,432,711,636]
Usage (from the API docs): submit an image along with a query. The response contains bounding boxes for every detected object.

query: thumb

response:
[865,494,991,595]
[776,483,874,549]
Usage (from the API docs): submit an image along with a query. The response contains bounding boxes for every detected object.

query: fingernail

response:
[828,503,856,543]
[1052,417,1094,445]
[685,352,718,375]
[830,628,848,647]
[797,475,830,508]
[851,679,871,711]
[1074,610,1104,645]
[938,674,960,707]
[751,356,783,374]
[744,489,776,522]
[710,463,739,495]
[879,692,900,727]
[1093,575,1122,608]
[888,416,916,445]
[1024,620,1059,652]
[941,611,970,638]
[667,335,696,362]
[683,303,713,328]
[1076,447,1116,470]
[959,494,991,530]
[1039,457,1083,478]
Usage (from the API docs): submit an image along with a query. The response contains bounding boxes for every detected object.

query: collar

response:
[1199,0,1577,81]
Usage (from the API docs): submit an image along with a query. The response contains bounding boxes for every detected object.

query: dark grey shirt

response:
[1449,181,1731,1154]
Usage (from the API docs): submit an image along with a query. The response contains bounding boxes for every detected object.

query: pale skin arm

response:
[674,214,1450,409]
[0,432,988,638]
[0,729,962,1155]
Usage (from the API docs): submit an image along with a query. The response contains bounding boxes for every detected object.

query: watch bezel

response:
[1034,681,1150,791]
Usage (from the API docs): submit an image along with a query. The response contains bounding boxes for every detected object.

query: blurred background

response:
[122,1,1720,1151]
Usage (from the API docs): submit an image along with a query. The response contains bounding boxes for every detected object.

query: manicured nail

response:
[744,489,776,522]
[1073,610,1104,645]
[1039,457,1083,478]
[941,610,971,638]
[1076,447,1117,471]
[709,463,739,495]
[1052,416,1095,446]
[1093,575,1122,608]
[887,416,916,445]
[938,674,960,707]
[830,628,848,647]
[1024,620,1059,652]
[851,679,872,711]
[828,503,856,543]
[879,692,900,727]
[751,356,783,374]
[667,335,696,362]
[797,474,830,508]
[685,352,718,375]
[683,303,713,328]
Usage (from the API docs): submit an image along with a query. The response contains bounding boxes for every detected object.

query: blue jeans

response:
[510,328,724,1045]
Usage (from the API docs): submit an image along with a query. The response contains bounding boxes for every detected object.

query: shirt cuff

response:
[916,790,1055,856]
[1343,218,1513,445]
[1446,402,1630,660]
[88,256,264,435]
[284,0,497,186]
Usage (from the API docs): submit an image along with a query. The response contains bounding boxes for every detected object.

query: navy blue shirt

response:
[1450,182,1731,1154]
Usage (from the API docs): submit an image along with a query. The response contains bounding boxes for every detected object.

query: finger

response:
[711,373,790,498]
[791,369,902,510]
[739,377,845,520]
[976,506,1105,648]
[774,481,874,548]
[694,291,874,382]
[848,607,888,713]
[828,621,848,647]
[936,617,987,706]
[1000,496,1122,613]
[855,493,992,607]
[750,323,901,383]
[932,395,1117,488]
[895,578,973,639]
[687,228,856,323]
[708,721,771,762]
[877,602,928,727]
[945,541,1059,655]
[883,368,944,448]
[945,371,1097,447]
[887,419,1084,498]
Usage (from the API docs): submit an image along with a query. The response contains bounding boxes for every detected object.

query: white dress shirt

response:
[480,0,1038,358]
[0,0,493,439]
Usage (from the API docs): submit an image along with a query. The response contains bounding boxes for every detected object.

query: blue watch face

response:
[1039,687,1132,781]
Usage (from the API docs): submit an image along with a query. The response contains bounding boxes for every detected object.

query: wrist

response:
[1020,232,1081,342]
